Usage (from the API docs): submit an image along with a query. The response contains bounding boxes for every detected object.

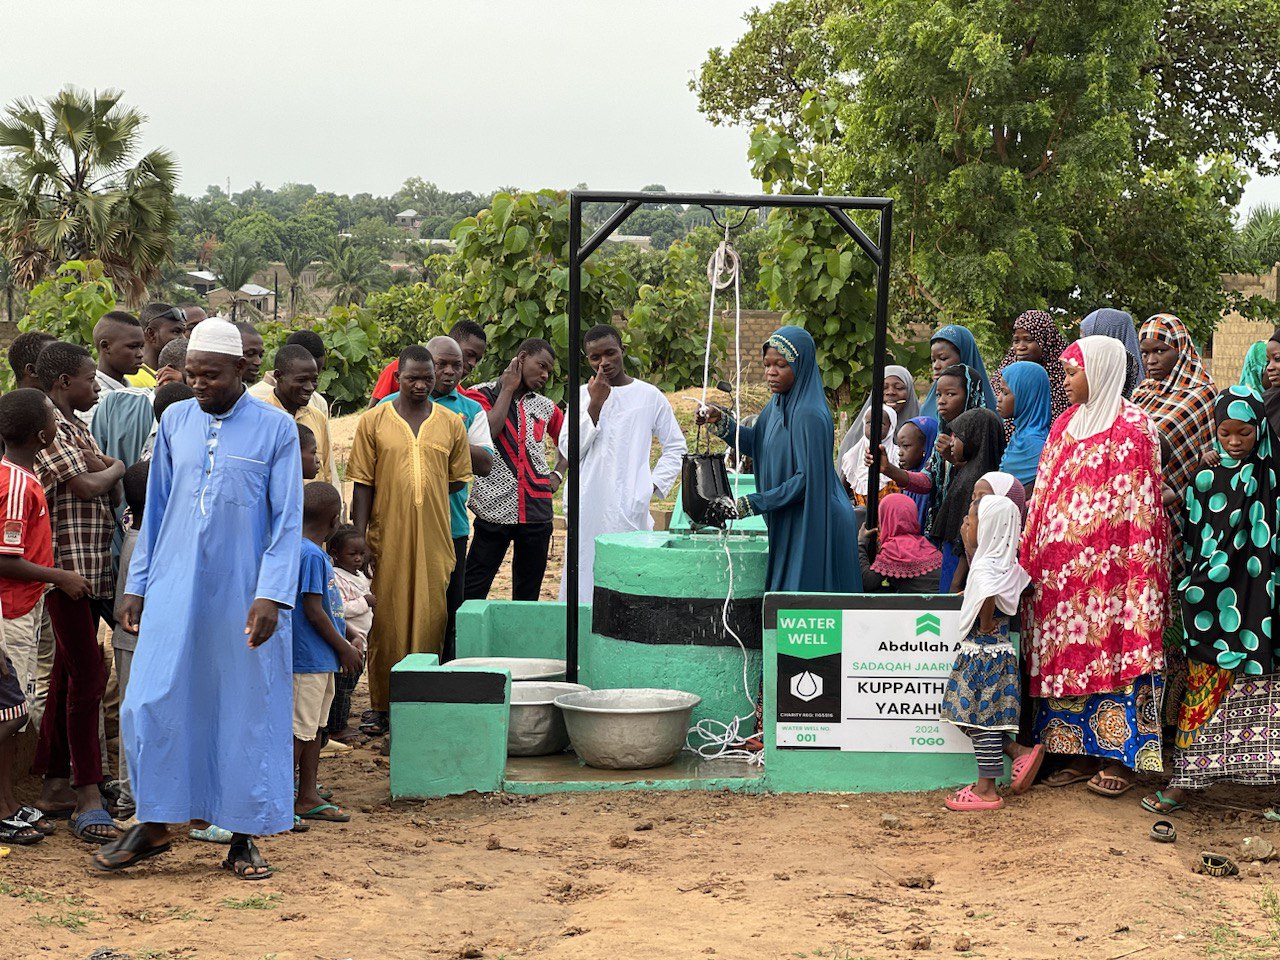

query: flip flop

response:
[291,815,310,833]
[1086,772,1135,798]
[1150,820,1177,843]
[71,808,120,844]
[222,838,273,881]
[1142,790,1186,814]
[298,803,350,823]
[1200,851,1238,878]
[189,825,234,844]
[944,784,1005,812]
[90,823,172,873]
[1042,767,1095,788]
[1010,745,1045,795]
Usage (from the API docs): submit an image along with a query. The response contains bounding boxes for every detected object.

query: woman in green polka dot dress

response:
[1142,386,1280,814]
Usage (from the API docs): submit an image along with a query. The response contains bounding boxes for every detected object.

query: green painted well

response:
[587,531,767,728]
[389,655,511,799]
[455,599,579,660]
[593,530,768,599]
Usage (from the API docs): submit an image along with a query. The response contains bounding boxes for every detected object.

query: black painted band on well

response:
[591,587,763,650]
[389,670,507,705]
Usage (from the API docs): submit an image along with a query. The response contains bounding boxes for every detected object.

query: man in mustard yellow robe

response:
[348,345,471,730]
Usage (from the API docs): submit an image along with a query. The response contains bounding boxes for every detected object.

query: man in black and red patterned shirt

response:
[465,338,566,601]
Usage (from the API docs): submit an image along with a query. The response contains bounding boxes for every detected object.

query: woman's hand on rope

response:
[695,405,723,426]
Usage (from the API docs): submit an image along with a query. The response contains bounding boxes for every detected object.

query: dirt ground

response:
[5,412,1277,958]
[4,735,1280,960]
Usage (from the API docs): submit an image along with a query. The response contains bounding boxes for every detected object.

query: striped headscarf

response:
[1132,313,1217,511]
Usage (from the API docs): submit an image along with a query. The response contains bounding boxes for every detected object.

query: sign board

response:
[771,595,972,754]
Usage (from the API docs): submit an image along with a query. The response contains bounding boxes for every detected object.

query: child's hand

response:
[1162,484,1179,509]
[364,592,376,609]
[338,641,363,675]
[1201,448,1221,467]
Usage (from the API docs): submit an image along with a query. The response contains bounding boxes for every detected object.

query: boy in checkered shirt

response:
[0,388,91,844]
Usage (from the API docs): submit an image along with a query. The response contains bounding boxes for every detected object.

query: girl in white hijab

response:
[941,495,1043,810]
[838,366,920,460]
[839,405,901,506]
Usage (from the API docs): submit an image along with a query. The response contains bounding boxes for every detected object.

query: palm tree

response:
[213,238,265,320]
[318,237,380,306]
[280,238,317,318]
[0,86,179,303]
[1236,204,1280,270]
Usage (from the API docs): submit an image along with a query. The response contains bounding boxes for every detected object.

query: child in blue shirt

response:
[293,483,362,824]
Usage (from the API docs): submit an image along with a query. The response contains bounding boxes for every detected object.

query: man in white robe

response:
[559,325,686,603]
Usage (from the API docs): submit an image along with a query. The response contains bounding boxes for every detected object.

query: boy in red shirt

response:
[0,388,91,841]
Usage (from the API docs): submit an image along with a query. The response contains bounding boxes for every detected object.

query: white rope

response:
[687,224,762,767]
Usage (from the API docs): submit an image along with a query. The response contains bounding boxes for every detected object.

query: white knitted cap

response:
[187,316,244,357]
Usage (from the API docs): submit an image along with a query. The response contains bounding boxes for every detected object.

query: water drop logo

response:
[790,670,823,702]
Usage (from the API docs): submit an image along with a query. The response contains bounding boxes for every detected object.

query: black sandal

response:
[359,712,388,736]
[222,837,273,881]
[90,823,172,873]
[0,817,45,846]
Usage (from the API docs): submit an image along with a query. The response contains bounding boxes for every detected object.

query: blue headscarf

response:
[745,326,860,592]
[920,324,998,419]
[998,361,1051,487]
[899,415,939,531]
[1081,308,1141,398]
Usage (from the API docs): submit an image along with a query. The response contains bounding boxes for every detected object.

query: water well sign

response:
[773,595,971,754]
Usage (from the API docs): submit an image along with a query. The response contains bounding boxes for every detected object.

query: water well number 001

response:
[774,605,971,754]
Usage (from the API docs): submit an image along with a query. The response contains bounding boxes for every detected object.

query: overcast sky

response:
[1,0,1276,213]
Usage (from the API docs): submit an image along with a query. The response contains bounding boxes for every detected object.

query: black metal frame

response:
[566,190,893,682]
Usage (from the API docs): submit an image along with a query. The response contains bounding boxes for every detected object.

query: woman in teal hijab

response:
[1239,340,1269,396]
[997,361,1052,490]
[699,326,860,592]
[920,324,998,420]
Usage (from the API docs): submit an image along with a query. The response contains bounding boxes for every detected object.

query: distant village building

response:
[607,234,653,251]
[395,208,426,232]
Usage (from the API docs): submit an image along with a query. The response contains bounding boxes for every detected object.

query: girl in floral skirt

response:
[941,495,1043,810]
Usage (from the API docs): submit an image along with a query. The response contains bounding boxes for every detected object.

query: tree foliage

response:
[258,306,388,415]
[431,190,634,401]
[0,87,178,303]
[697,0,1277,359]
[18,258,117,347]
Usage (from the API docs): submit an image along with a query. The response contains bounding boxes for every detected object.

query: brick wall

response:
[717,309,784,385]
[1212,264,1280,384]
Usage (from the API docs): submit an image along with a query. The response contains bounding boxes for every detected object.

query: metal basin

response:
[449,657,566,681]
[508,681,588,756]
[554,688,702,770]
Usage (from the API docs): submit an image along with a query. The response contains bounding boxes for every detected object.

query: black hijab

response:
[930,407,1006,552]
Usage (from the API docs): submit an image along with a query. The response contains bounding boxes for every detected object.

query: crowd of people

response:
[701,310,1277,816]
[0,305,687,880]
[0,295,1275,876]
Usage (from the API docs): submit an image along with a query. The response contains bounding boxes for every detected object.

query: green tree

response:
[0,86,179,303]
[1235,204,1280,270]
[278,214,330,317]
[224,210,284,262]
[213,238,265,319]
[432,190,634,400]
[18,258,117,347]
[319,236,382,307]
[700,0,1274,363]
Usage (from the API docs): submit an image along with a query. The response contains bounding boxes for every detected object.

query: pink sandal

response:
[945,784,1005,811]
[1010,744,1045,795]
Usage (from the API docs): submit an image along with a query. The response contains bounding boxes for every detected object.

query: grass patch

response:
[1204,885,1280,960]
[219,891,282,910]
[34,908,101,932]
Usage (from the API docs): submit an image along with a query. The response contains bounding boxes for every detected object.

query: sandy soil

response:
[8,407,1273,958]
[4,729,1280,960]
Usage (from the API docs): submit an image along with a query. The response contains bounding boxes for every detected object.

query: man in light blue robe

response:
[93,317,302,880]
